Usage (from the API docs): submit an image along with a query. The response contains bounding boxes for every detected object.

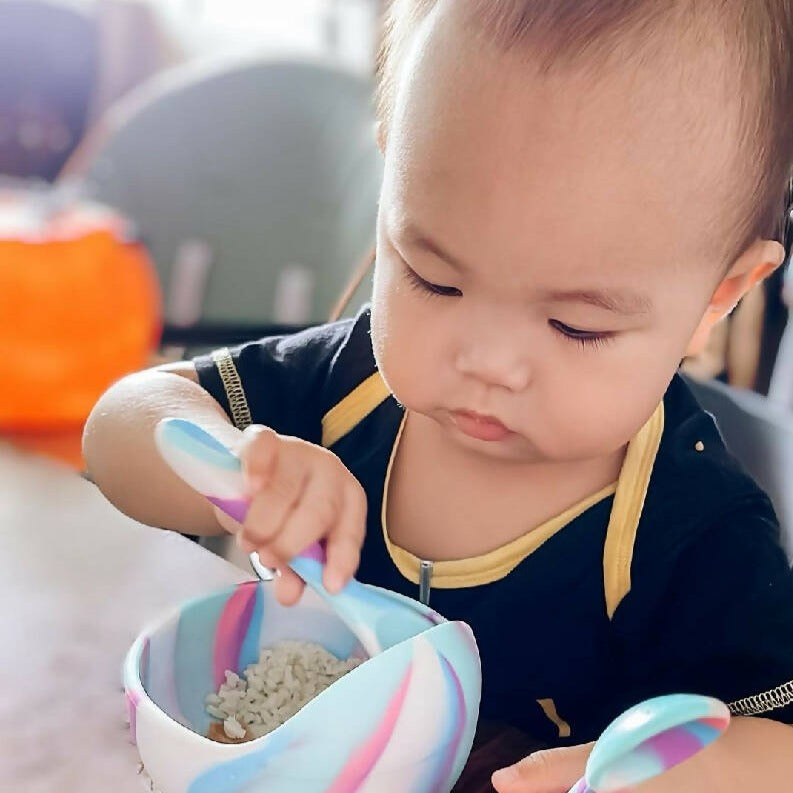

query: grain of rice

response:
[206,641,361,741]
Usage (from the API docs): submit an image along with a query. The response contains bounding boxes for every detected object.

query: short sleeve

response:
[617,498,793,723]
[193,316,361,444]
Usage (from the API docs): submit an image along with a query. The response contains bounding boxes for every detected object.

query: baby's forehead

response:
[387,1,761,261]
[389,17,743,268]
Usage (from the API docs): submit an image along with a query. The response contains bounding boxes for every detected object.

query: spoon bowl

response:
[570,694,730,792]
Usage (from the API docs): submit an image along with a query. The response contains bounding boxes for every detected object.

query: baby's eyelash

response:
[403,265,462,298]
[549,319,615,349]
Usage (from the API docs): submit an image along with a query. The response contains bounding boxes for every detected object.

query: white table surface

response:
[0,443,253,792]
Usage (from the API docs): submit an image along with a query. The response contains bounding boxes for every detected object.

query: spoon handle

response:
[154,417,325,566]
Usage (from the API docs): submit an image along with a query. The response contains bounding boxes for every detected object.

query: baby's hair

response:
[375,0,793,264]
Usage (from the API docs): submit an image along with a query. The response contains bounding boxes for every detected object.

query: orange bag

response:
[0,192,161,437]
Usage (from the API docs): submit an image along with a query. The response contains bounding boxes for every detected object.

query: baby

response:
[85,1,793,790]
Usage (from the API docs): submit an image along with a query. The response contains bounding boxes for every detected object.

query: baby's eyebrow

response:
[396,222,470,273]
[541,288,652,315]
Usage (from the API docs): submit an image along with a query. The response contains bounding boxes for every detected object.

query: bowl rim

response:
[123,581,481,758]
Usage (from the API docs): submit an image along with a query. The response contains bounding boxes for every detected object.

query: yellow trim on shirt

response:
[380,415,616,588]
[383,481,617,588]
[320,369,665,609]
[321,372,391,447]
[603,402,665,618]
[381,403,664,601]
[211,348,253,430]
[537,698,572,738]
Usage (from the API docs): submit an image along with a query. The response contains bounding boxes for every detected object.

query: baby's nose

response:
[455,343,531,392]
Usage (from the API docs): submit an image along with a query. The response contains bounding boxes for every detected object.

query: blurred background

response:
[0,0,791,552]
[1,0,385,466]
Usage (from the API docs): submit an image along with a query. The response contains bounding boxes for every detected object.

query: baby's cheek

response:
[375,327,442,416]
[370,293,412,395]
[608,395,661,450]
[547,379,662,459]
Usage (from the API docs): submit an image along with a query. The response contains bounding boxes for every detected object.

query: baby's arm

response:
[84,359,367,603]
[83,362,240,536]
[655,716,793,792]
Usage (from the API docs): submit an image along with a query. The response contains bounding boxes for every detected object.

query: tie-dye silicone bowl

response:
[124,580,481,793]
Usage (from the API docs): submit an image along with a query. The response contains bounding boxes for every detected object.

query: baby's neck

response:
[386,412,626,561]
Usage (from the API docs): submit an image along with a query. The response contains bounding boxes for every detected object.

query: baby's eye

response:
[404,265,462,298]
[549,319,615,349]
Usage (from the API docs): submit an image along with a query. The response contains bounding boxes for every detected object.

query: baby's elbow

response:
[82,365,218,531]
[82,372,142,490]
[83,364,196,466]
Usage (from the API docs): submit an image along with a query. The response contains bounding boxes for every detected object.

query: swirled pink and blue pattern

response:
[124,581,481,793]
[571,694,730,793]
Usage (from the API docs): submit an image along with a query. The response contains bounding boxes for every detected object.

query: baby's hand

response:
[491,739,717,793]
[215,425,367,606]
[491,743,591,793]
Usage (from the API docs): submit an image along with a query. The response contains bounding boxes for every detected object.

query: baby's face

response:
[371,2,741,463]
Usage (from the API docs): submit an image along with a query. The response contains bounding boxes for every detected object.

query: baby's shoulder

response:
[193,307,377,440]
[642,374,777,545]
[621,374,786,612]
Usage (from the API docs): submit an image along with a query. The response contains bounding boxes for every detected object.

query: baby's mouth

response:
[450,410,514,442]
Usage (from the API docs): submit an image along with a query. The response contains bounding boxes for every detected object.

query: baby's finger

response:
[238,425,280,492]
[238,487,291,549]
[213,504,257,553]
[213,504,242,536]
[267,471,343,563]
[238,453,307,548]
[492,744,592,793]
[274,567,305,606]
[253,546,281,569]
[323,480,367,593]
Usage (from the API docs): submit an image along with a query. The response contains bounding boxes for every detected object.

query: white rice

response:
[206,641,362,740]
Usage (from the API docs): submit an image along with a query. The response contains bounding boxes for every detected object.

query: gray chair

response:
[683,374,793,559]
[64,56,382,330]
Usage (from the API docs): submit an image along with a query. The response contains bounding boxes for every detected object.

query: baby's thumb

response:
[213,504,242,536]
[491,743,592,793]
[237,424,280,492]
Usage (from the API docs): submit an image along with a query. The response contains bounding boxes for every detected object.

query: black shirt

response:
[196,308,793,745]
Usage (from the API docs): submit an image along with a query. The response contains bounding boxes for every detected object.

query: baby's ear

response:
[711,238,785,313]
[685,238,785,356]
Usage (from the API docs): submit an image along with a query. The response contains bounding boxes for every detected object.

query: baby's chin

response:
[438,414,552,463]
[450,425,626,468]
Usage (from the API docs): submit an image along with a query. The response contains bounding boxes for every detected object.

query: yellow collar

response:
[321,370,664,617]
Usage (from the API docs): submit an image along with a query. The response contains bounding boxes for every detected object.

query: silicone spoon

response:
[569,693,730,792]
[155,417,441,656]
